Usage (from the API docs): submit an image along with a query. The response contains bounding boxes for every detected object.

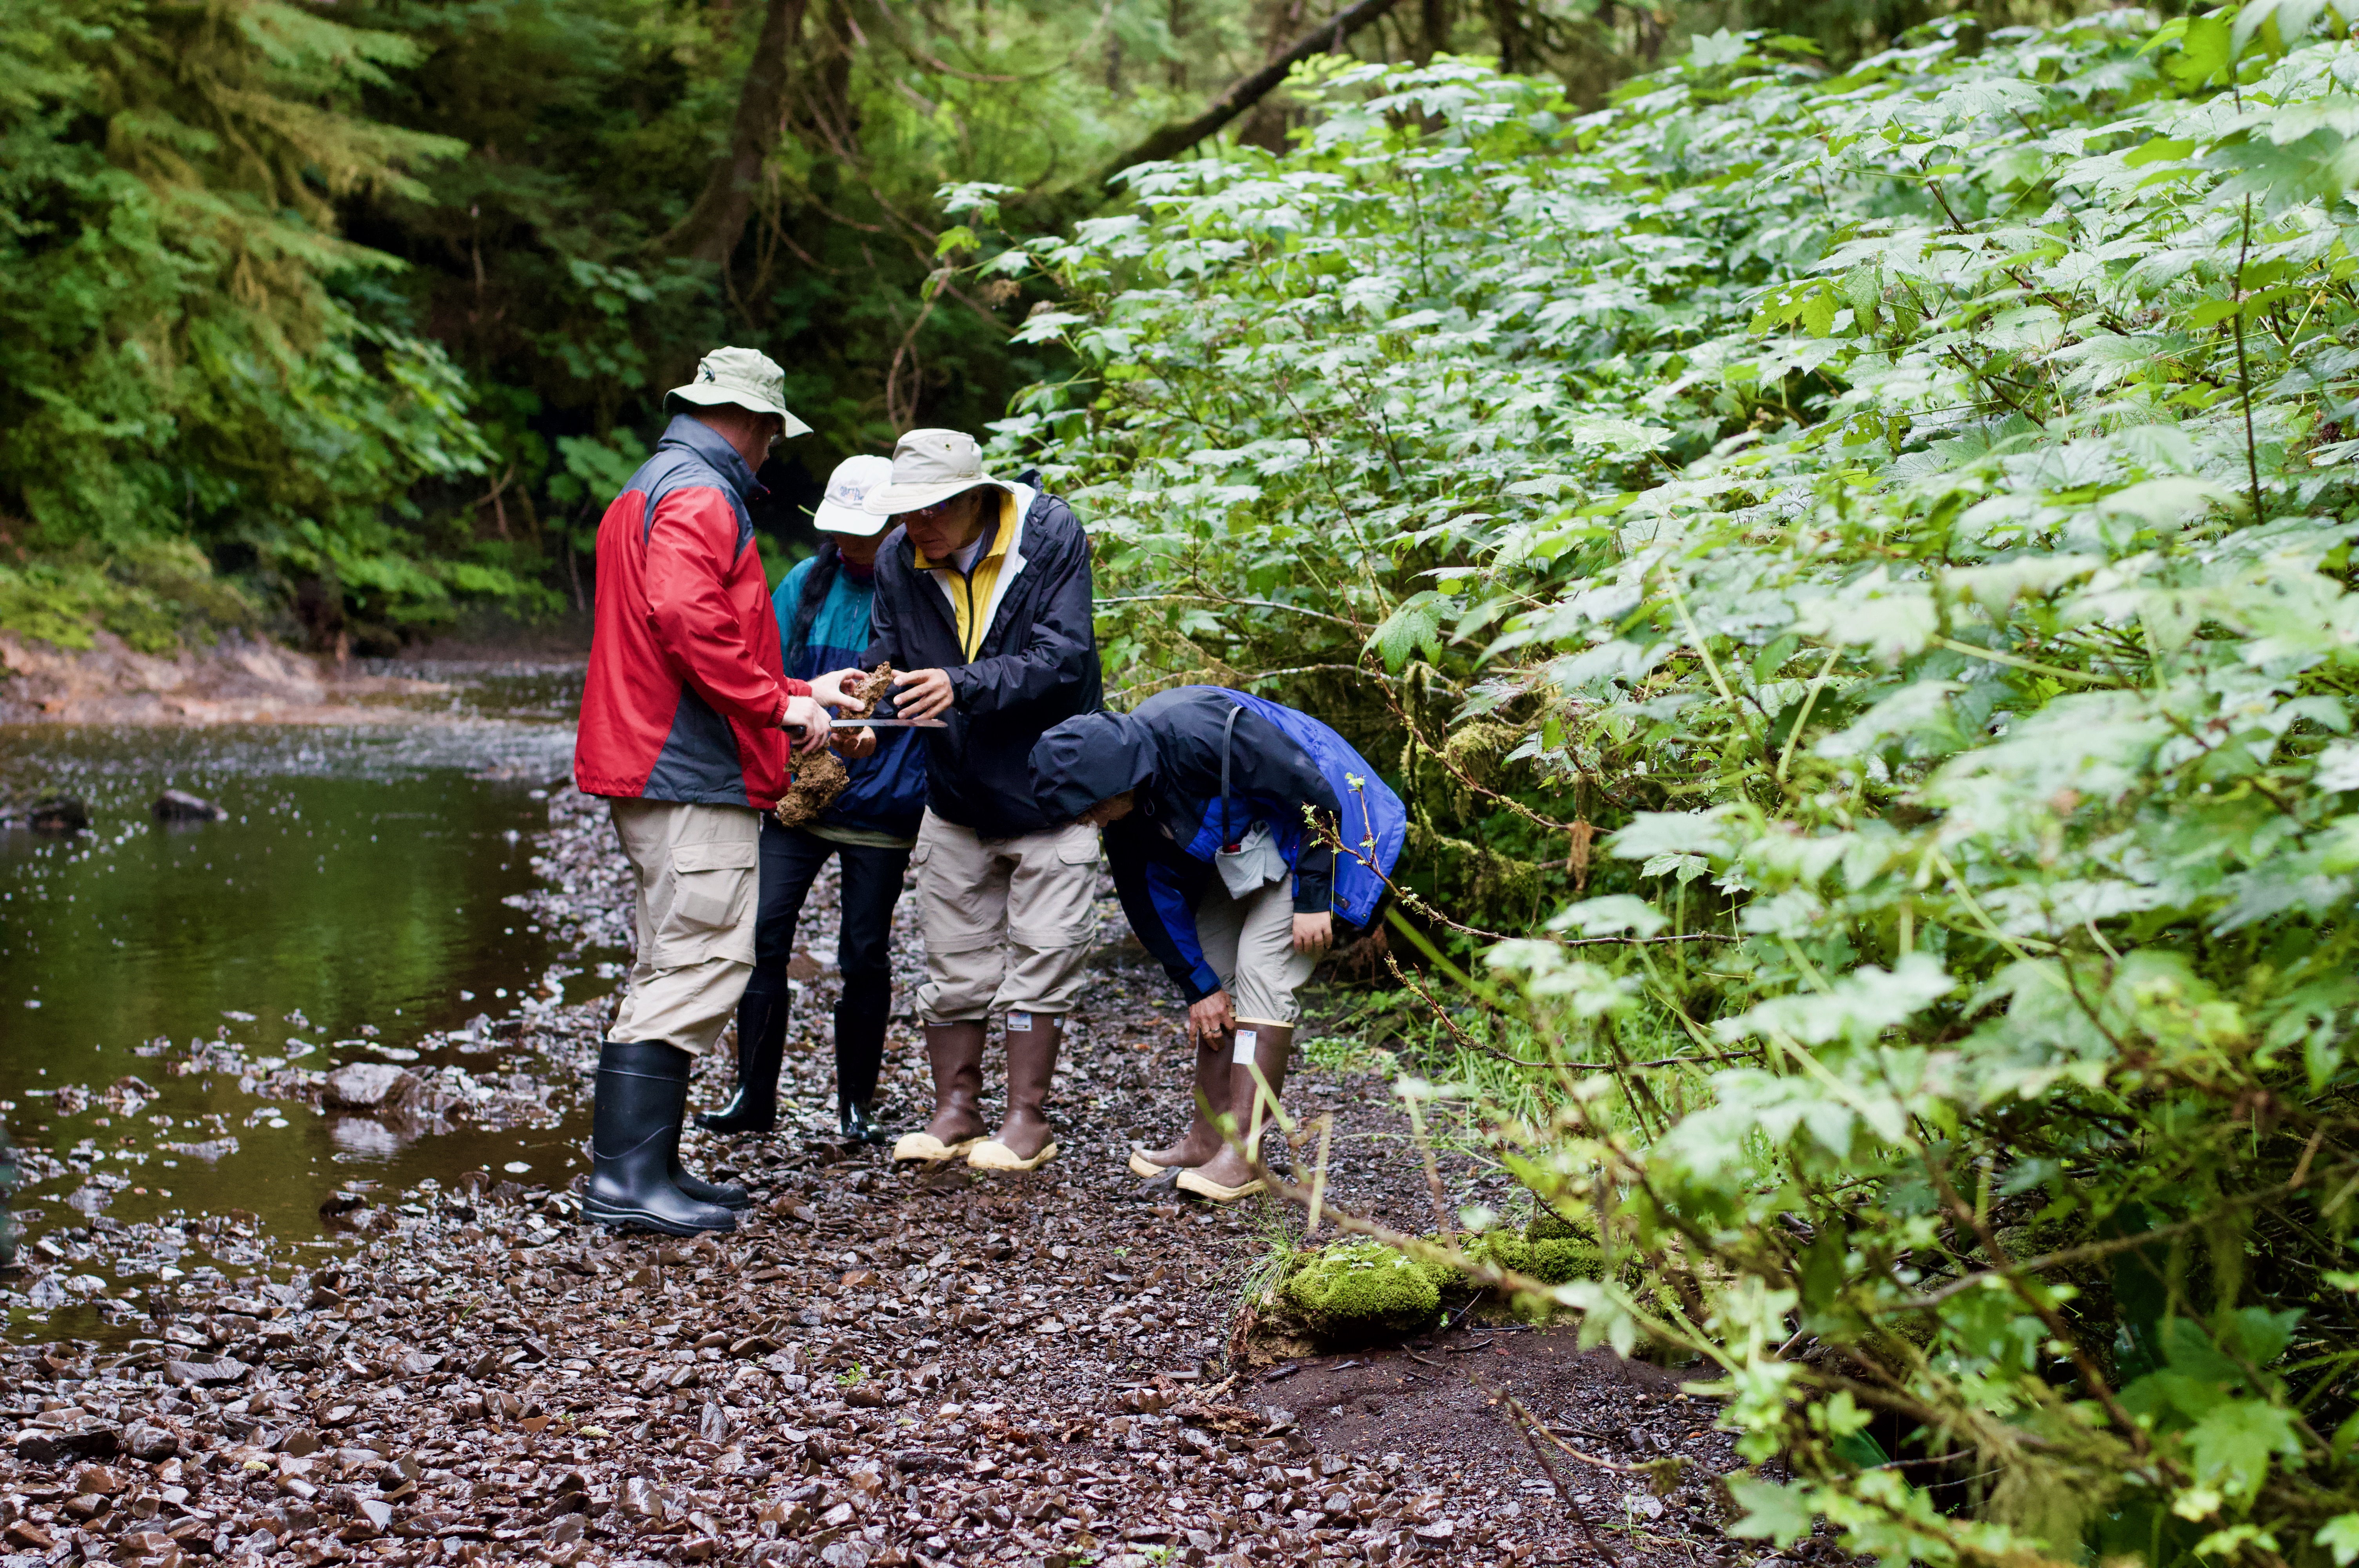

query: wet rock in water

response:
[152,788,227,822]
[322,1062,420,1111]
[1,795,88,835]
[158,1136,238,1161]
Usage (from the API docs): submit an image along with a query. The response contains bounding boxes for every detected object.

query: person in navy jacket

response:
[862,430,1104,1175]
[1029,688,1407,1202]
[698,455,929,1144]
[572,347,854,1236]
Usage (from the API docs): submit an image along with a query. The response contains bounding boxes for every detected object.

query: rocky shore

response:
[0,632,451,726]
[0,787,1760,1568]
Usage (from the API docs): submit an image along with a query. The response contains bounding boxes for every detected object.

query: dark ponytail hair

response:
[787,539,841,669]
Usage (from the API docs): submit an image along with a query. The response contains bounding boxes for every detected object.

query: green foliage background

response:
[972,6,2359,1563]
[0,0,1728,654]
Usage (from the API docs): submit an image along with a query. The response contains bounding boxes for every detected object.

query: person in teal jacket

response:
[698,456,930,1143]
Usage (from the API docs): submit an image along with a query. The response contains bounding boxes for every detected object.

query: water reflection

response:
[0,665,604,1334]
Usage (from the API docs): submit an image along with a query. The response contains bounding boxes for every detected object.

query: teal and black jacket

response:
[771,549,928,840]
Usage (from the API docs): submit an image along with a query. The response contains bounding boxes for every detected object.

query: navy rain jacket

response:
[864,485,1102,838]
[1029,687,1403,1005]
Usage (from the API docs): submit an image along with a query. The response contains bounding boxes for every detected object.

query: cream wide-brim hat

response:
[663,345,813,437]
[862,428,1018,516]
[812,454,897,535]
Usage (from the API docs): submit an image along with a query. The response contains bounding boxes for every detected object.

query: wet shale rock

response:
[0,795,89,835]
[153,789,228,822]
[321,1063,424,1113]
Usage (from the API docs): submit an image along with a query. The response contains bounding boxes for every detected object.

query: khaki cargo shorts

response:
[1196,876,1318,1027]
[604,798,760,1055]
[911,809,1100,1024]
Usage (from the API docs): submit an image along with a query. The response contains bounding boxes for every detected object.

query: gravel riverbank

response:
[0,788,1759,1568]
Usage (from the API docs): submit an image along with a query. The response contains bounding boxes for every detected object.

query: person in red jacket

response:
[574,346,847,1236]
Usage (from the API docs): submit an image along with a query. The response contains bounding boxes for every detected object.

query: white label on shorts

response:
[1232,1029,1258,1065]
[1009,1011,1033,1031]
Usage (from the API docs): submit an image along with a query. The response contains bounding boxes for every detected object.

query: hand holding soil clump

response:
[841,662,896,718]
[773,664,897,828]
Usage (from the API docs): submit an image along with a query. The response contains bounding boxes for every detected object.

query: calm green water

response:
[0,664,602,1321]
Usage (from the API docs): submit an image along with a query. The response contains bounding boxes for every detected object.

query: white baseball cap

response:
[662,346,812,436]
[862,428,1016,516]
[812,455,896,535]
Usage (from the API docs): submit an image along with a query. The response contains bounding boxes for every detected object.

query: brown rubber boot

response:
[971,1012,1061,1171]
[1132,1029,1231,1176]
[891,1021,987,1163]
[1180,1022,1294,1200]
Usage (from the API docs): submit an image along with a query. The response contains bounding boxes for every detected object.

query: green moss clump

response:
[1527,1236,1605,1284]
[1526,1205,1587,1242]
[1281,1240,1446,1339]
[1455,1230,1603,1287]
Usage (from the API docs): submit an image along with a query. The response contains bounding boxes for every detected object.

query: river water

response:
[0,662,604,1336]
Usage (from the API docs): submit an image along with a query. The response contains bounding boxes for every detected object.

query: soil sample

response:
[772,664,896,828]
[843,662,896,717]
[776,748,850,828]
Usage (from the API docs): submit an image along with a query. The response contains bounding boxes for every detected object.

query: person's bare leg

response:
[1190,1023,1292,1191]
[1138,1031,1231,1169]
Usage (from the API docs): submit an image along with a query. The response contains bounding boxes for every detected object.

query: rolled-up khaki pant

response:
[912,809,1099,1024]
[604,799,761,1055]
[1194,876,1317,1026]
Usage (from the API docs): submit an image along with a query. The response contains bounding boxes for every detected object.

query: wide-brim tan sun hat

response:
[663,345,813,437]
[863,428,1018,516]
[812,454,896,535]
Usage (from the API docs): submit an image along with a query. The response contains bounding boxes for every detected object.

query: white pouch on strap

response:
[1215,820,1289,898]
[1211,702,1290,898]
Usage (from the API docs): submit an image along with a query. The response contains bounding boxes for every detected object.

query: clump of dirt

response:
[775,662,904,826]
[843,662,897,717]
[774,748,850,828]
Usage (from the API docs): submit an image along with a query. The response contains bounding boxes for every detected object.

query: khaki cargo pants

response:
[605,799,761,1056]
[912,809,1100,1024]
[1196,876,1318,1027]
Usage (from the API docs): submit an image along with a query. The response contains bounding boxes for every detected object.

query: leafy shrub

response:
[1002,9,2359,1562]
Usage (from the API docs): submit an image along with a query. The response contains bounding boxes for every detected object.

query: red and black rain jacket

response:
[575,416,807,810]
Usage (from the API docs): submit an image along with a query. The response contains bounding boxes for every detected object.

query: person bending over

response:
[1029,687,1406,1202]
[699,455,927,1145]
[573,347,854,1236]
[863,430,1103,1174]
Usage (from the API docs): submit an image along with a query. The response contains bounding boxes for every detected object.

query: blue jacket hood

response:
[1030,710,1158,823]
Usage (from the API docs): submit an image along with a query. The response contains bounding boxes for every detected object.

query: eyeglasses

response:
[901,498,961,523]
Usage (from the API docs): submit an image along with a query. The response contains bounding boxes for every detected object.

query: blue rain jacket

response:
[1029,686,1407,1004]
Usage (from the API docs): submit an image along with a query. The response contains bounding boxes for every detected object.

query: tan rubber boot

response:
[891,1020,987,1163]
[1132,1028,1231,1177]
[971,1012,1061,1171]
[1179,1022,1293,1201]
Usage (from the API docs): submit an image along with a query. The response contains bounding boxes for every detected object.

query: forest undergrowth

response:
[969,10,2359,1565]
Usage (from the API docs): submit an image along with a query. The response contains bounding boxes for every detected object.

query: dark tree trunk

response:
[1418,0,1448,62]
[1092,0,1410,188]
[665,0,808,267]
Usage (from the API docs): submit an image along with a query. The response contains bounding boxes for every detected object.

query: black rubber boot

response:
[582,1042,738,1236]
[834,976,891,1145]
[668,1076,750,1212]
[697,967,786,1136]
